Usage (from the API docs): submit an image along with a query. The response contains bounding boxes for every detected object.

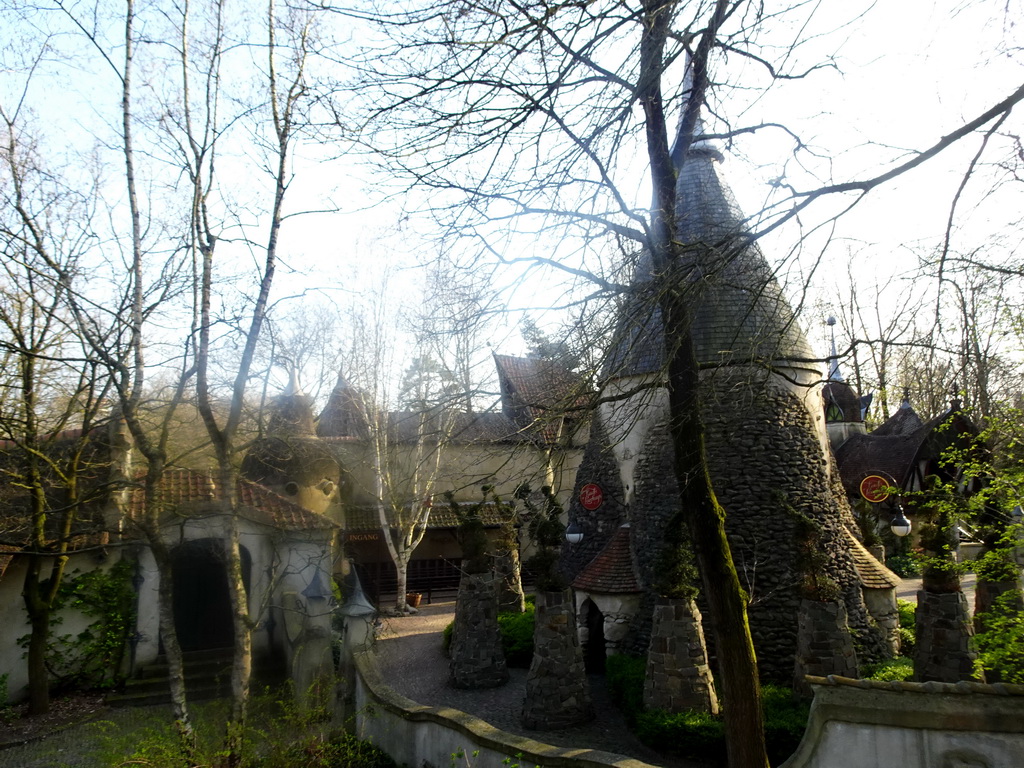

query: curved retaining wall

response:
[352,650,657,768]
[781,675,1024,768]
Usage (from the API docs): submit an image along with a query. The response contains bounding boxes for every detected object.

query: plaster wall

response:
[133,515,331,669]
[352,648,657,768]
[0,551,120,702]
[598,376,665,506]
[333,440,582,514]
[782,677,1024,768]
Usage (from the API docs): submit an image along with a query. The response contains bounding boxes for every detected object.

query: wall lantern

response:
[890,506,912,538]
[565,521,584,546]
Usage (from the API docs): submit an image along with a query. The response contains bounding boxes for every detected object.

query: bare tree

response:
[0,112,119,715]
[350,0,1024,764]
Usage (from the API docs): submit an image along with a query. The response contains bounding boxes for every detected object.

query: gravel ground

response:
[372,600,704,768]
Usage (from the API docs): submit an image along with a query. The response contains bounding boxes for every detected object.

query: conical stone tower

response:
[567,144,877,681]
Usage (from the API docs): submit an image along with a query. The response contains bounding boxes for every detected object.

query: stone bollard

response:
[643,596,719,714]
[521,589,593,729]
[793,599,858,697]
[449,572,509,689]
[915,589,981,683]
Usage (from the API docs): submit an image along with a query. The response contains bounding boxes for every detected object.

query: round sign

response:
[859,474,893,503]
[579,483,604,511]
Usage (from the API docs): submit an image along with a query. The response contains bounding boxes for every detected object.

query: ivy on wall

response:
[19,558,136,691]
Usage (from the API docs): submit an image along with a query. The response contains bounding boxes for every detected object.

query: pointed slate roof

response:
[571,523,641,594]
[604,147,817,379]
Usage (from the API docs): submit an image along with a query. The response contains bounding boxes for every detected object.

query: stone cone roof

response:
[572,523,641,594]
[604,147,818,379]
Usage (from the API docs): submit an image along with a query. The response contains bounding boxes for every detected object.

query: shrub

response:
[975,589,1024,683]
[443,603,536,666]
[608,662,808,768]
[898,627,916,657]
[761,684,811,765]
[887,552,922,577]
[605,654,645,724]
[442,621,453,654]
[897,599,916,630]
[635,708,727,766]
[861,656,913,682]
[270,732,398,768]
[975,549,1020,583]
[497,604,535,667]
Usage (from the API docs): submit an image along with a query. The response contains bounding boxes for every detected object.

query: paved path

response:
[897,573,977,609]
[373,600,704,768]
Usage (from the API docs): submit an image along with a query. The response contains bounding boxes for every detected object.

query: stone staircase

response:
[107,647,285,707]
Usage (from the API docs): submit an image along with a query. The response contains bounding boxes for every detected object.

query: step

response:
[106,649,285,708]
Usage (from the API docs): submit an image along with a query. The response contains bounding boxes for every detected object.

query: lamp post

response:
[890,506,912,538]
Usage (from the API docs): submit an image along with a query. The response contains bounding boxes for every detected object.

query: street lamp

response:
[565,521,584,546]
[890,506,912,538]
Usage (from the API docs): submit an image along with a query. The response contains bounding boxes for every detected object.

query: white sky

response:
[2,0,1022,399]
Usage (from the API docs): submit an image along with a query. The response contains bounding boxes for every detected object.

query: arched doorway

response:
[170,539,251,652]
[582,599,606,672]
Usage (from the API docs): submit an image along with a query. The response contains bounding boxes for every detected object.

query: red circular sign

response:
[859,474,893,503]
[579,483,604,511]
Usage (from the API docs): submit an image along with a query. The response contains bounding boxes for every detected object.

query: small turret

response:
[241,373,342,517]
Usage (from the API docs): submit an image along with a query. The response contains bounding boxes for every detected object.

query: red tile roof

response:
[493,354,591,444]
[127,469,337,531]
[572,524,641,593]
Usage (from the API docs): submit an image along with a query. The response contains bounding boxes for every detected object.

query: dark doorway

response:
[583,599,606,672]
[170,539,250,652]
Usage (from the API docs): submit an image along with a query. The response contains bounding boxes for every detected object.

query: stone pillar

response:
[863,587,900,658]
[644,597,719,714]
[521,590,593,729]
[449,573,509,689]
[914,589,980,683]
[793,599,858,696]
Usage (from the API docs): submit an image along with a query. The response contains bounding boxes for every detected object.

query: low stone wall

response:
[781,675,1024,768]
[352,649,657,768]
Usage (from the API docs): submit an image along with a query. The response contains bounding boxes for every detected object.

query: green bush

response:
[887,552,922,577]
[898,627,916,657]
[497,604,535,667]
[861,656,913,682]
[761,684,811,765]
[635,708,727,766]
[897,599,916,630]
[975,549,1020,583]
[605,654,645,724]
[975,589,1024,683]
[270,732,398,768]
[604,656,808,768]
[443,603,536,666]
[442,620,453,654]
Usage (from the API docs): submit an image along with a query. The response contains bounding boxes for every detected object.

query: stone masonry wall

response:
[793,599,858,696]
[625,368,873,682]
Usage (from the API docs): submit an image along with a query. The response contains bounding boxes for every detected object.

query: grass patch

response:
[861,656,914,682]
